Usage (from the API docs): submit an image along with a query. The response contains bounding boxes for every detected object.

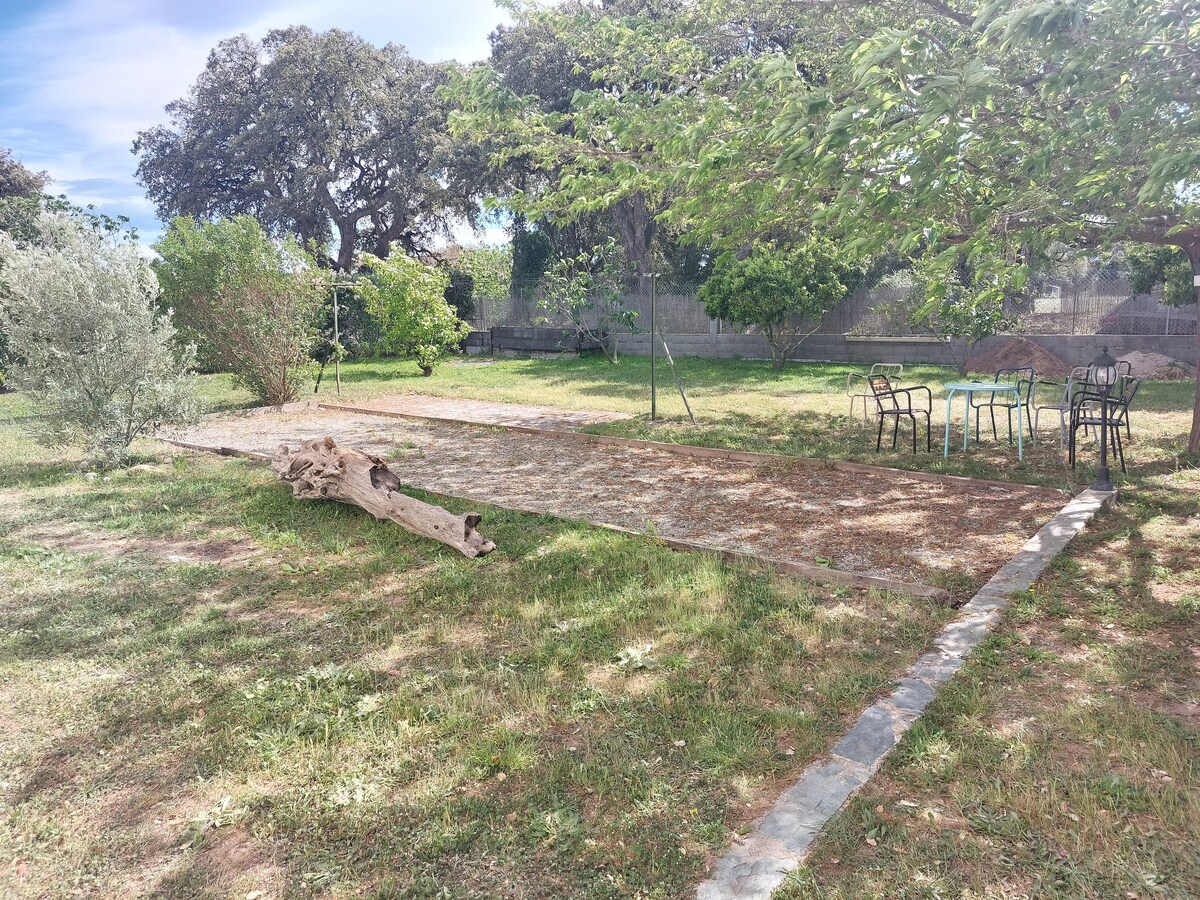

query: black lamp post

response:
[1088,345,1118,492]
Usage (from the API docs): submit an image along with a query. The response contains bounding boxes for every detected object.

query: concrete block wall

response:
[612,331,1198,369]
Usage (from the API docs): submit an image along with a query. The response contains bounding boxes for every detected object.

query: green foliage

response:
[540,239,635,361]
[454,244,513,300]
[443,269,476,321]
[154,216,331,405]
[0,146,48,200]
[512,225,553,283]
[0,213,197,466]
[699,240,858,369]
[1126,246,1197,308]
[899,256,1015,375]
[358,253,468,376]
[135,27,483,270]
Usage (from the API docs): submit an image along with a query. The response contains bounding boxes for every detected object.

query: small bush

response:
[155,216,331,405]
[358,253,468,376]
[700,239,859,369]
[0,213,197,466]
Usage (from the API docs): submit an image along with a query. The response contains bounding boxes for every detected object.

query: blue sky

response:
[0,0,511,244]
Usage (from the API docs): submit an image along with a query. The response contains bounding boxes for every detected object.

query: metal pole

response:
[650,272,657,422]
[333,285,342,397]
[1094,387,1113,491]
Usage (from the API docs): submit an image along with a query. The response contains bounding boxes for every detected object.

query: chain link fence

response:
[465,256,1196,338]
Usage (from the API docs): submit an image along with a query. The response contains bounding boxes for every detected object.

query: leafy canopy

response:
[358,253,468,376]
[136,27,484,271]
[155,216,331,405]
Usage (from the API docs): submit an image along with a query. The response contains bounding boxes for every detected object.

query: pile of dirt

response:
[968,338,1073,379]
[1117,350,1196,381]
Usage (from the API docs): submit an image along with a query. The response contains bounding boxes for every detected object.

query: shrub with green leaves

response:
[155,216,331,404]
[358,252,468,376]
[0,212,197,466]
[539,239,635,362]
[700,239,859,368]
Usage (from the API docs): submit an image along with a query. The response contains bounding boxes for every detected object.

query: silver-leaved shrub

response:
[0,212,198,466]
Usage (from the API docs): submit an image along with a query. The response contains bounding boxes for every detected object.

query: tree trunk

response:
[1185,240,1200,454]
[271,437,496,558]
[611,192,656,284]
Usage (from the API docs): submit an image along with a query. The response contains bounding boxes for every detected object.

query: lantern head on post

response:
[1088,345,1118,391]
[1088,345,1118,492]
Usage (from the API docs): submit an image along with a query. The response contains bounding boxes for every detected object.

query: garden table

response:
[942,381,1024,461]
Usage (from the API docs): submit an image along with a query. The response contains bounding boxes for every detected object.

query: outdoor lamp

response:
[1087,345,1118,492]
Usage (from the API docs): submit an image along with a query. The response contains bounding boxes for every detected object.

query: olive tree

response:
[0,213,197,466]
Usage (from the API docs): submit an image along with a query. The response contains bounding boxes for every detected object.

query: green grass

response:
[776,468,1200,899]
[304,354,1196,490]
[0,382,953,898]
[1,353,1196,898]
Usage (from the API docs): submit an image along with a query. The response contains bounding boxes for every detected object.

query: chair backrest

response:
[868,374,898,410]
[1062,366,1090,405]
[995,366,1035,384]
[869,362,903,383]
[1112,376,1142,422]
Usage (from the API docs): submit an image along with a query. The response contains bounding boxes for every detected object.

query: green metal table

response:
[943,381,1024,461]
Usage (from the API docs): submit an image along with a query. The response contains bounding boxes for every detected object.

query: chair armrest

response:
[888,386,932,410]
[847,373,868,393]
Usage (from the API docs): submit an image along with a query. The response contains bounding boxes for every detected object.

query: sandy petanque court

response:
[165,396,1066,599]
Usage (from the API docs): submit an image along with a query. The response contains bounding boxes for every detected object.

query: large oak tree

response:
[134,27,484,270]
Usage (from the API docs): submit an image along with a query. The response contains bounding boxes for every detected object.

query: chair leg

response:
[910,414,917,453]
[924,412,931,452]
[1026,404,1034,441]
[1113,424,1126,474]
[876,415,884,451]
[1006,407,1013,446]
[990,406,998,442]
[891,417,899,449]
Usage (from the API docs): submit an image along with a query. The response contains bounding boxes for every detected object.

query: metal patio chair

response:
[847,362,903,419]
[1068,375,1141,473]
[1032,366,1089,449]
[972,366,1035,445]
[868,373,932,453]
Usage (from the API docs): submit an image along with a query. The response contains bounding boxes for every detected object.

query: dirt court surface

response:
[322,393,632,430]
[168,405,1065,593]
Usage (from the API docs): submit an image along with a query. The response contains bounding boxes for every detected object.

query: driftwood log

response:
[271,437,495,558]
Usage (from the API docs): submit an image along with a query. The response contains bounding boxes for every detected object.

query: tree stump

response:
[271,437,495,558]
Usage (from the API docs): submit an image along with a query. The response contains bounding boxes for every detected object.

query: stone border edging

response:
[157,436,948,602]
[315,401,1067,501]
[694,487,1116,900]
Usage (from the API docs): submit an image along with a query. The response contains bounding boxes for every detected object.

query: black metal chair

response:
[972,366,1035,445]
[1068,376,1141,473]
[868,374,932,453]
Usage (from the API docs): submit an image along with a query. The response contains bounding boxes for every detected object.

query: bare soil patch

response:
[19,522,263,567]
[167,408,1063,596]
[324,392,631,430]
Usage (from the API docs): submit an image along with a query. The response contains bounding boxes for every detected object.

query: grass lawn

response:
[1,352,1196,898]
[302,353,1194,491]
